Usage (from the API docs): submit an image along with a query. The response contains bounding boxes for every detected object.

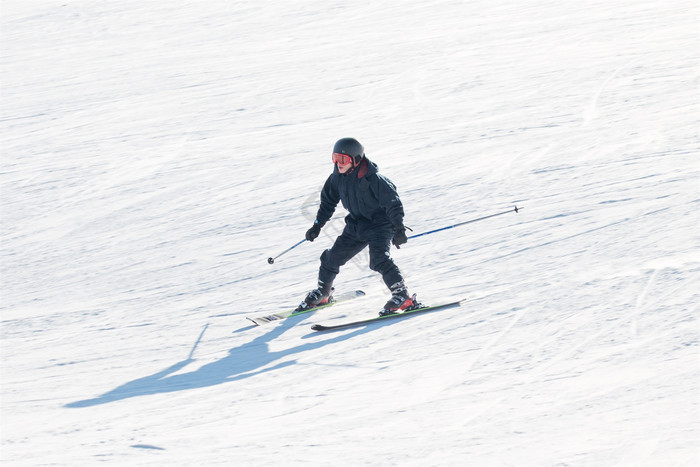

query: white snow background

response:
[1,0,699,465]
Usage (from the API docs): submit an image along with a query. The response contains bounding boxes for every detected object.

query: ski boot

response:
[296,287,334,312]
[379,281,416,316]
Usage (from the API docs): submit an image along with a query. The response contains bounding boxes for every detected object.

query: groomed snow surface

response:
[1,1,698,465]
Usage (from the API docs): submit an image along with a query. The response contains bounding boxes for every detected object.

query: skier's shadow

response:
[65,315,365,408]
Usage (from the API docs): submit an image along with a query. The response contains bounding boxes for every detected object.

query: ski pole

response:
[267,238,306,264]
[408,206,521,240]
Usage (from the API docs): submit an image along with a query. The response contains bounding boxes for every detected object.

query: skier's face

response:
[337,162,353,174]
[332,152,354,174]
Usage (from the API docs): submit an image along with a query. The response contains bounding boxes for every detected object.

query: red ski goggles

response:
[332,152,354,167]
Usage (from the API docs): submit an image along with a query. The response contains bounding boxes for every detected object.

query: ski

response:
[247,290,366,326]
[310,299,465,332]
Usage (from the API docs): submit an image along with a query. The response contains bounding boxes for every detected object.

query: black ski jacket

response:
[315,157,404,229]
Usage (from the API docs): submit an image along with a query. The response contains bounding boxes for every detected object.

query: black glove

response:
[305,221,322,242]
[392,225,408,248]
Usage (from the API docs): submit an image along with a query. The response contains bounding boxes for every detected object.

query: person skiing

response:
[297,137,416,316]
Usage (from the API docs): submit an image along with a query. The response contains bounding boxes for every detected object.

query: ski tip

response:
[356,290,366,296]
[246,317,262,326]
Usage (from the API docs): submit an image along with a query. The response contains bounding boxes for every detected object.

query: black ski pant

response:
[317,217,403,292]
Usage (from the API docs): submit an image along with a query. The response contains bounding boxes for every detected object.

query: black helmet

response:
[333,138,364,165]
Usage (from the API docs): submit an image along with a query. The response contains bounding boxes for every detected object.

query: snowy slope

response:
[1,0,698,465]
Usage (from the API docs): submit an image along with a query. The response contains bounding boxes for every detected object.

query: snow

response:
[1,0,698,465]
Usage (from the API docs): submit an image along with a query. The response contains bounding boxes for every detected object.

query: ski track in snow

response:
[1,0,699,465]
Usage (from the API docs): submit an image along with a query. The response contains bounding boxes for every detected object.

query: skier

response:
[298,137,415,316]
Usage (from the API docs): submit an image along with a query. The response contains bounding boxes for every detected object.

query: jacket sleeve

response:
[315,175,340,227]
[372,174,404,227]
